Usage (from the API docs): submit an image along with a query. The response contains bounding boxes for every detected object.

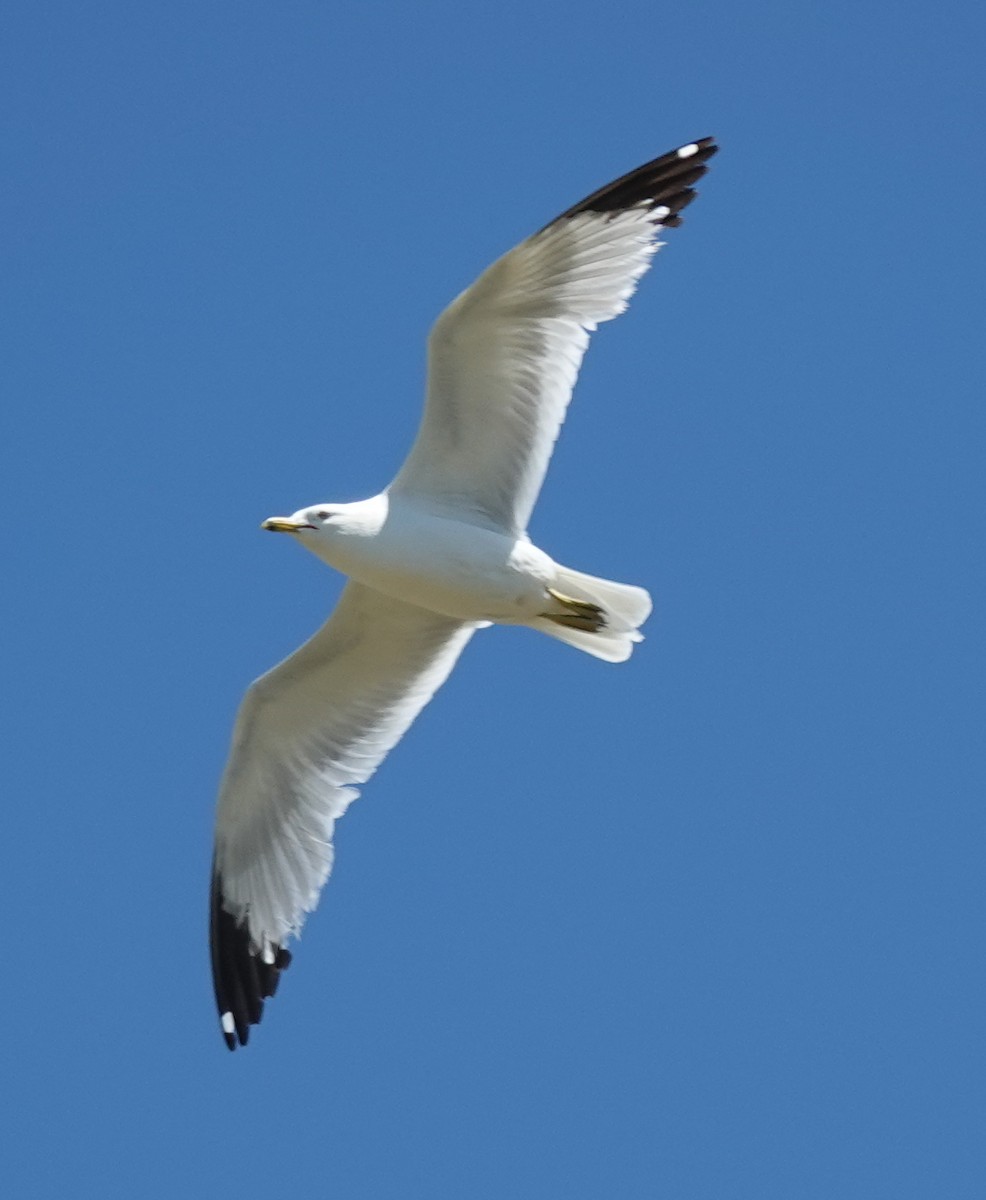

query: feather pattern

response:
[392,139,717,532]
[212,582,474,1047]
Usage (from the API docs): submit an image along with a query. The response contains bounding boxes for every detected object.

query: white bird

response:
[210,137,718,1048]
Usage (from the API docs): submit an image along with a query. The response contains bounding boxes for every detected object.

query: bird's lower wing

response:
[391,139,717,534]
[211,582,475,1048]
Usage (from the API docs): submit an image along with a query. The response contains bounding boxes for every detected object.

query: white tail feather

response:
[531,565,652,662]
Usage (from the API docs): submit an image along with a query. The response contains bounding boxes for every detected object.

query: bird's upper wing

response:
[390,138,717,534]
[211,582,475,1048]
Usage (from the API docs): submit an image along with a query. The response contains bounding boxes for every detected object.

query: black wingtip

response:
[544,137,718,231]
[209,863,291,1051]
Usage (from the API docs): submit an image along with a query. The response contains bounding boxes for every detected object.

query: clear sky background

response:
[2,2,983,1197]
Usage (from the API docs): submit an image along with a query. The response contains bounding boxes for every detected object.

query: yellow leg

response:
[540,588,608,632]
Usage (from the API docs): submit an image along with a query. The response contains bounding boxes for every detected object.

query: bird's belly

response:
[326,521,555,623]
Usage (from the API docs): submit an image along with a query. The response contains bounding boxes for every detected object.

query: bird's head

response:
[261,505,342,538]
[261,496,387,562]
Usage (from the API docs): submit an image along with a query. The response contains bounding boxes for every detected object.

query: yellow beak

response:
[261,517,310,533]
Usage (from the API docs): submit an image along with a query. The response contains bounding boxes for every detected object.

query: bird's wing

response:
[211,581,475,1049]
[391,138,717,534]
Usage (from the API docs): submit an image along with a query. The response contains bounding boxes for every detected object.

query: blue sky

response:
[2,1,983,1196]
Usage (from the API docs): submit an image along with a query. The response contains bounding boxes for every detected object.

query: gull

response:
[210,137,718,1049]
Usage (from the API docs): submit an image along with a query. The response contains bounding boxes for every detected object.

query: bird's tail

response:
[530,565,652,663]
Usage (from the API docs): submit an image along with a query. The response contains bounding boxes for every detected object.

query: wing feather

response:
[211,582,474,1047]
[392,138,717,532]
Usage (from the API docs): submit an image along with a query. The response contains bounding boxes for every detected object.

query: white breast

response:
[310,496,556,622]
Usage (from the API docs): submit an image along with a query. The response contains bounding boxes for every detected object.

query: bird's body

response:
[294,493,557,624]
[210,137,718,1048]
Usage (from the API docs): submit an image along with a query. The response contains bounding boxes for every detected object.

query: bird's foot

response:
[540,588,608,633]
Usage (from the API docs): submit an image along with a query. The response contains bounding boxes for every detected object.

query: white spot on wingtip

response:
[653,204,671,220]
[676,143,699,158]
[221,1012,235,1034]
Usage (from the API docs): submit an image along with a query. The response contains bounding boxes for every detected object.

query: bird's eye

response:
[315,510,332,521]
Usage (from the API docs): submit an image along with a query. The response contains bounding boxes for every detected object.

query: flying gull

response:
[210,137,718,1048]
